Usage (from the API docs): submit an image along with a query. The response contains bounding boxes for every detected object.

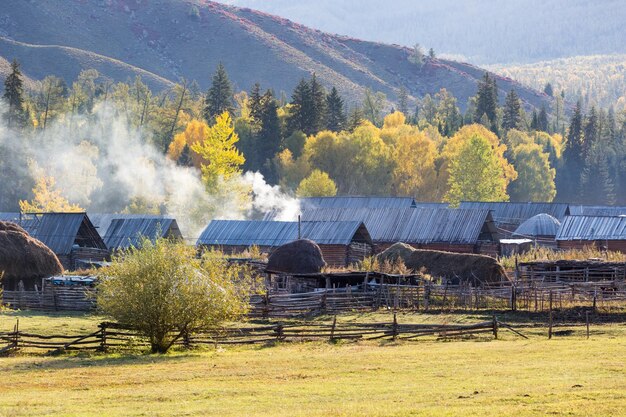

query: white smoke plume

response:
[0,103,300,239]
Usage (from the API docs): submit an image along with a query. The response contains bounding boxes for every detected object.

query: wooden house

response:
[102,217,183,251]
[0,212,108,270]
[197,220,373,267]
[458,202,570,237]
[299,207,500,256]
[556,215,626,253]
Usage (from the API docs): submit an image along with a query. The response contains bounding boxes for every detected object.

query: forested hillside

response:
[0,0,551,110]
[222,0,626,64]
[489,55,626,111]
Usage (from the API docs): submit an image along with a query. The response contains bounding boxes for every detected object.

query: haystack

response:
[267,239,327,274]
[0,221,63,281]
[378,242,508,286]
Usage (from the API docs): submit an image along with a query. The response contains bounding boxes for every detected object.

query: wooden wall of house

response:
[347,241,372,265]
[318,244,349,268]
[558,240,626,253]
[70,248,110,270]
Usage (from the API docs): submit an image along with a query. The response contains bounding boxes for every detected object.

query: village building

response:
[197,220,373,267]
[101,217,183,251]
[0,212,107,270]
[458,202,570,236]
[512,213,561,248]
[556,215,626,253]
[299,207,500,256]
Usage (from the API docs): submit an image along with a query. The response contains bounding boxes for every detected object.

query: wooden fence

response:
[4,280,626,315]
[0,316,502,355]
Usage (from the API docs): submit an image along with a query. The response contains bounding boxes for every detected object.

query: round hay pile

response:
[267,239,327,274]
[378,242,508,286]
[0,221,63,280]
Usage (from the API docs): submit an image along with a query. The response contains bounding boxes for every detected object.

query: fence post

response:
[13,319,19,350]
[330,315,337,342]
[586,311,590,339]
[263,291,270,318]
[548,290,553,340]
[392,313,398,341]
[492,315,498,339]
[510,285,517,312]
[99,322,108,353]
[275,323,284,342]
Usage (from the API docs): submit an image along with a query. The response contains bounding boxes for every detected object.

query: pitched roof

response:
[556,215,626,241]
[458,202,570,225]
[0,213,106,255]
[567,205,626,216]
[300,208,498,244]
[89,213,174,239]
[197,220,372,247]
[514,213,561,237]
[301,196,418,209]
[104,218,182,250]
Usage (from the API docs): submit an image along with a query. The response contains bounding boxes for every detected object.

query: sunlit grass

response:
[1,311,625,416]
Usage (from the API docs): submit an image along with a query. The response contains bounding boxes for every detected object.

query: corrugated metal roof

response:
[0,212,21,222]
[567,205,626,216]
[89,213,174,239]
[556,215,626,241]
[459,202,570,225]
[104,218,182,250]
[514,213,561,237]
[197,220,370,247]
[301,196,418,209]
[2,213,105,255]
[300,208,496,244]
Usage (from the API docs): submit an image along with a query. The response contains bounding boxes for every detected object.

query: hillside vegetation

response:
[0,0,550,109]
[489,55,626,111]
[222,0,626,64]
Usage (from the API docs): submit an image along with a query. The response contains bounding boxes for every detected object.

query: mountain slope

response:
[222,0,626,64]
[0,0,551,110]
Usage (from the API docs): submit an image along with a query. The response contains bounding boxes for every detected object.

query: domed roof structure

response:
[514,213,561,238]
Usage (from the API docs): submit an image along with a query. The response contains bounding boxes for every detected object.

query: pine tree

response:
[397,87,409,116]
[530,109,538,131]
[347,106,364,132]
[502,89,522,131]
[325,87,347,132]
[3,59,28,129]
[203,63,234,122]
[287,78,312,135]
[543,83,554,97]
[537,105,549,132]
[309,74,327,134]
[177,144,193,167]
[257,90,282,183]
[474,72,498,133]
[249,82,263,126]
[556,101,584,202]
[428,48,436,59]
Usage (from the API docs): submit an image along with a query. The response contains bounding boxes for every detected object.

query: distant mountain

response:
[221,0,626,64]
[488,55,626,110]
[0,0,551,110]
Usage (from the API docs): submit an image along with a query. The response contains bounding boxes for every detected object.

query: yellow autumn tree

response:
[191,112,245,192]
[167,119,210,169]
[444,134,510,205]
[440,124,517,202]
[19,176,84,213]
[390,130,439,200]
[296,169,337,197]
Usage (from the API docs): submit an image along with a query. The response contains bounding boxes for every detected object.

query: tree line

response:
[2,59,626,210]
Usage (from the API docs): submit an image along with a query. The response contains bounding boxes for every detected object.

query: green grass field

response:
[1,311,625,416]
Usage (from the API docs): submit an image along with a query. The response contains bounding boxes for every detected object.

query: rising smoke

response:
[0,103,300,239]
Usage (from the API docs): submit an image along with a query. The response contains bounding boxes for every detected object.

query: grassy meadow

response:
[1,310,625,416]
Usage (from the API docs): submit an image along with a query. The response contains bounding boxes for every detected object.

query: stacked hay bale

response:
[0,221,63,289]
[378,242,508,286]
[267,239,327,274]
